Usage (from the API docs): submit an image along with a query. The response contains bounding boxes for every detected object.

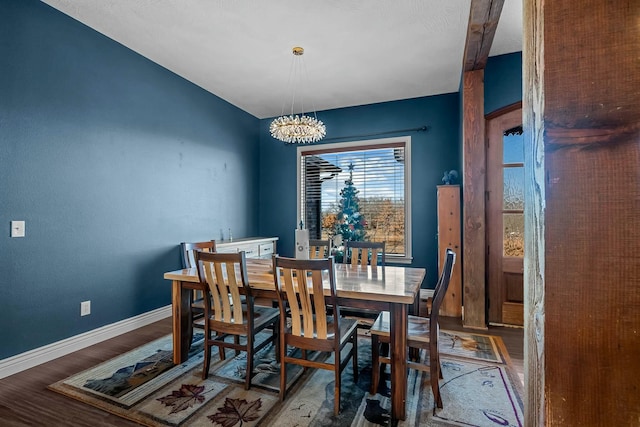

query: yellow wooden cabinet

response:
[437,185,461,317]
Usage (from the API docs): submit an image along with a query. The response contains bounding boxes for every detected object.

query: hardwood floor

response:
[0,316,523,426]
[0,318,173,427]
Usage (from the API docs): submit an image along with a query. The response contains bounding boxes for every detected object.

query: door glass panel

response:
[503,167,524,210]
[503,213,524,257]
[503,132,524,163]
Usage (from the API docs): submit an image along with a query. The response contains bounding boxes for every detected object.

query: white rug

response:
[49,330,523,426]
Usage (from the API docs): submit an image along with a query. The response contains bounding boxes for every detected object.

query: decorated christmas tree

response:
[335,163,367,242]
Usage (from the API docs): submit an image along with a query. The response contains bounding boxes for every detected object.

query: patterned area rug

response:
[48,330,523,426]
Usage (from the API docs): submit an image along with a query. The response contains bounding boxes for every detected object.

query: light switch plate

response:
[11,221,25,238]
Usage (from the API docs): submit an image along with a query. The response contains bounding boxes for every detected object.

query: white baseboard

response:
[0,305,172,380]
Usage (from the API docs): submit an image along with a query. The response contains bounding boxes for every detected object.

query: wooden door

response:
[486,107,524,325]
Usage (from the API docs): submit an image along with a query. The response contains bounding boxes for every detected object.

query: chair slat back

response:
[308,239,331,259]
[181,240,217,269]
[344,240,386,267]
[429,249,456,331]
[273,256,337,340]
[196,251,248,325]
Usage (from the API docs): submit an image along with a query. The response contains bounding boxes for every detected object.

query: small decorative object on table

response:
[442,169,459,185]
[295,222,309,260]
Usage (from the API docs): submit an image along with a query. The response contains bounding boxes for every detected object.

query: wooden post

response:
[524,0,640,424]
[462,69,487,329]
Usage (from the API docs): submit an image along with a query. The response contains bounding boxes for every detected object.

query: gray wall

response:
[0,0,260,359]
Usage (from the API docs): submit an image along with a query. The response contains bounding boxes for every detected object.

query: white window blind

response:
[297,137,411,261]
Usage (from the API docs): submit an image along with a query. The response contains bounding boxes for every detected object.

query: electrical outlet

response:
[80,300,91,316]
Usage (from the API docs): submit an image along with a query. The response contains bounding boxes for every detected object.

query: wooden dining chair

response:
[195,251,279,389]
[369,248,456,409]
[272,255,358,416]
[339,240,386,327]
[181,240,217,269]
[181,240,217,328]
[344,240,385,267]
[308,238,332,259]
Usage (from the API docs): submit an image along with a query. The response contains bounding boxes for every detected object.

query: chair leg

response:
[273,323,280,363]
[245,335,253,390]
[433,380,443,409]
[431,350,443,409]
[202,341,211,380]
[370,335,380,394]
[279,338,287,402]
[351,332,358,383]
[409,346,420,361]
[334,352,341,416]
[381,342,390,388]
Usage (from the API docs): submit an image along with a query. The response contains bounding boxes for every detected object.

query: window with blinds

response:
[297,137,411,261]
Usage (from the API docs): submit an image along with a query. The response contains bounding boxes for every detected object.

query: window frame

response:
[296,136,412,264]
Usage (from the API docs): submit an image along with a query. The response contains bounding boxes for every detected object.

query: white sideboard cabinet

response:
[215,237,278,259]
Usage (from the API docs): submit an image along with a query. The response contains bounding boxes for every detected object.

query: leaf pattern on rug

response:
[207,397,262,427]
[156,384,206,414]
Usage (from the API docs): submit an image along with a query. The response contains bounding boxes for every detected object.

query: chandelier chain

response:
[270,46,326,144]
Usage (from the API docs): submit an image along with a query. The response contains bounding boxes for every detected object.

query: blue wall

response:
[485,52,523,114]
[1,0,523,361]
[258,94,461,288]
[0,0,260,359]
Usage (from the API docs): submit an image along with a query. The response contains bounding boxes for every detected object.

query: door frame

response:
[485,102,523,324]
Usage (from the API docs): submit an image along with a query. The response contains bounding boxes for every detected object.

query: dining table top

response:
[164,257,425,305]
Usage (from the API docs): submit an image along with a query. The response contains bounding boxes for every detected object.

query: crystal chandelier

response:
[270,47,326,144]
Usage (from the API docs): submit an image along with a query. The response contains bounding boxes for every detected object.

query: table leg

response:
[389,303,408,421]
[172,279,192,364]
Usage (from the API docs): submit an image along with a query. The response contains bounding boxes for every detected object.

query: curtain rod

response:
[319,125,429,143]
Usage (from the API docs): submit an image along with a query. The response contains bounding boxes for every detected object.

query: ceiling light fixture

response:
[270,46,326,144]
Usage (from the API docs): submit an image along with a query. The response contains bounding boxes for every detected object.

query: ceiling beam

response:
[463,0,505,71]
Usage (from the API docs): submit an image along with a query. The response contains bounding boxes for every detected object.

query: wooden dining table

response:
[164,257,425,421]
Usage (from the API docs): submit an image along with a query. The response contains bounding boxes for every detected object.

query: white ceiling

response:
[41,0,522,119]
